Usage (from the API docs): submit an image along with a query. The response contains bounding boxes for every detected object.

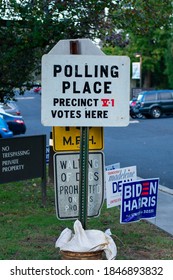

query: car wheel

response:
[136,113,144,119]
[150,107,162,118]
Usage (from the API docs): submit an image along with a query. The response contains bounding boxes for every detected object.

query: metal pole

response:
[140,55,142,89]
[41,134,47,206]
[70,40,89,229]
[135,53,142,89]
[79,127,89,229]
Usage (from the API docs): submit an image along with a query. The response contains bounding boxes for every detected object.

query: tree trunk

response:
[143,71,151,88]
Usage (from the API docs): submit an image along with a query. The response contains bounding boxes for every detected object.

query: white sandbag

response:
[55,220,117,260]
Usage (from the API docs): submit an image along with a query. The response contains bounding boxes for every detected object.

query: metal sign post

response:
[41,38,130,228]
[70,40,88,229]
[79,126,89,229]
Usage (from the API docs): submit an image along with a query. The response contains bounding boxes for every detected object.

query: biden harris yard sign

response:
[120,178,159,223]
[41,55,130,127]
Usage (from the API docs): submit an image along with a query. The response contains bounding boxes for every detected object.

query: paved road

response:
[104,117,173,190]
[16,91,51,142]
[16,91,173,190]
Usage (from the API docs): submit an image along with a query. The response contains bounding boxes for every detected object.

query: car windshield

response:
[137,94,143,102]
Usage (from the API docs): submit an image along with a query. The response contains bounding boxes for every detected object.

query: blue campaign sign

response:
[120,178,159,223]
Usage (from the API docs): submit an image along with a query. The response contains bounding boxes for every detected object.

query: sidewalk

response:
[148,185,173,235]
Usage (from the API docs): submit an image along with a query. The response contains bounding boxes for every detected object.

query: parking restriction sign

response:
[52,126,104,151]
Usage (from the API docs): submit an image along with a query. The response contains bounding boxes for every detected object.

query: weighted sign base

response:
[60,250,103,260]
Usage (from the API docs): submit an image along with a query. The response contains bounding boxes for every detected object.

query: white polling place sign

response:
[120,178,159,223]
[41,55,130,127]
[54,151,104,219]
[105,166,137,208]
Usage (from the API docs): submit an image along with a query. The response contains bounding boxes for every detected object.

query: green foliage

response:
[164,39,173,88]
[0,0,173,98]
[0,0,110,100]
[103,0,173,88]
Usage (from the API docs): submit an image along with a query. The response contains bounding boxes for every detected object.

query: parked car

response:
[33,86,41,94]
[0,108,26,135]
[137,90,173,118]
[129,97,137,107]
[0,100,21,116]
[129,97,143,119]
[0,115,13,138]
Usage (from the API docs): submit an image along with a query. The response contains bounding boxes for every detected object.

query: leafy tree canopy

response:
[0,0,110,100]
[0,0,173,100]
[103,0,173,88]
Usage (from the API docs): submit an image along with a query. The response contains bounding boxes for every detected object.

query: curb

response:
[158,184,173,195]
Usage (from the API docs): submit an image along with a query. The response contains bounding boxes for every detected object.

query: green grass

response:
[0,178,173,260]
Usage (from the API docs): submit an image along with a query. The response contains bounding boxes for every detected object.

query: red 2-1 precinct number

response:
[103,266,164,276]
